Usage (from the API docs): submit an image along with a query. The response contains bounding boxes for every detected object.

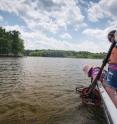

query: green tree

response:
[11,31,20,56]
[0,27,24,56]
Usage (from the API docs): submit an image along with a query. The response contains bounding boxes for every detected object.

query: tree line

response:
[25,50,105,59]
[0,26,105,59]
[0,27,24,56]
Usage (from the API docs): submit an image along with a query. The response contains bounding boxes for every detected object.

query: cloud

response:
[60,33,72,39]
[3,25,25,32]
[0,0,93,52]
[3,24,104,52]
[83,28,106,40]
[88,4,104,22]
[83,25,117,39]
[22,29,109,53]
[0,0,84,33]
[82,24,117,52]
[0,16,3,21]
[88,0,117,22]
[0,0,116,53]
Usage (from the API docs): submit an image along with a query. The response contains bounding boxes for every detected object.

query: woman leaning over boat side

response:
[106,30,117,89]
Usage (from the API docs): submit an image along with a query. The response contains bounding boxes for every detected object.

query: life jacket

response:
[109,47,117,64]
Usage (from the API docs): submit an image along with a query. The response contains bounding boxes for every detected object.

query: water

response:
[0,57,106,124]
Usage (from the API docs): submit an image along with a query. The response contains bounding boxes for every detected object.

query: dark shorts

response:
[106,68,117,89]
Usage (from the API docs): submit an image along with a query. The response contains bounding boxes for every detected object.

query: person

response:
[106,30,117,89]
[83,65,106,82]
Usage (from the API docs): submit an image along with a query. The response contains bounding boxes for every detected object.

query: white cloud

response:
[1,0,116,53]
[88,4,104,22]
[0,0,84,33]
[3,24,105,52]
[83,28,107,40]
[22,29,110,53]
[82,23,117,52]
[0,0,92,52]
[0,16,3,21]
[83,25,117,40]
[60,33,72,39]
[3,25,24,32]
[88,0,117,22]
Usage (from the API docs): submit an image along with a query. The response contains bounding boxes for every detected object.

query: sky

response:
[0,0,117,53]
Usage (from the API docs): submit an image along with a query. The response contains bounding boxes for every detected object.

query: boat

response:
[76,32,117,124]
[76,68,117,124]
[97,80,117,124]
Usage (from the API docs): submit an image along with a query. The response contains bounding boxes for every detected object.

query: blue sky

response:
[0,0,117,52]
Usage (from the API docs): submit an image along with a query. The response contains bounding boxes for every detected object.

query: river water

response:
[0,57,106,124]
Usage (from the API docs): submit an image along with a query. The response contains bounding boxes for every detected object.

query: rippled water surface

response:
[0,57,106,124]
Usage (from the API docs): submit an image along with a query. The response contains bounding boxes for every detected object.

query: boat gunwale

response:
[97,81,117,124]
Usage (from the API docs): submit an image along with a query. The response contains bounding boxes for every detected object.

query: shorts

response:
[106,68,117,89]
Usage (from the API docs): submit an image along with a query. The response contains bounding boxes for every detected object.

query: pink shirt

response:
[108,64,117,70]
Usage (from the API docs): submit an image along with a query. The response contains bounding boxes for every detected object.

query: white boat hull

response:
[97,82,117,124]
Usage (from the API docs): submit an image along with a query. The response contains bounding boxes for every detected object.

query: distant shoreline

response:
[27,56,103,59]
[0,56,103,59]
[24,49,105,59]
[0,49,106,59]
